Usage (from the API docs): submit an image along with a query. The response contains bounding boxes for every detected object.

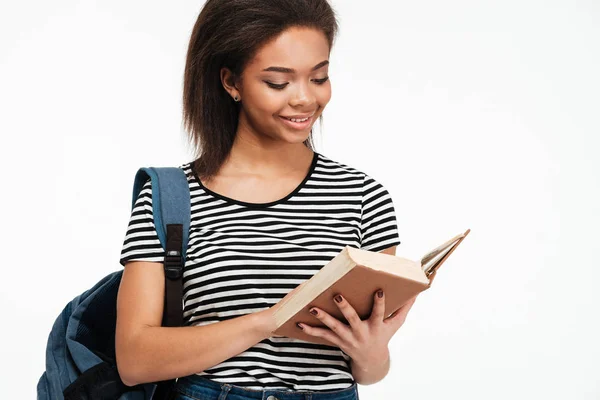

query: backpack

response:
[37,166,191,400]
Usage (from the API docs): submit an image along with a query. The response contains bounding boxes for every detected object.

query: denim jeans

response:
[170,375,360,400]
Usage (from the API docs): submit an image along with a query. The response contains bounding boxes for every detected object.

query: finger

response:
[297,322,343,348]
[308,305,354,343]
[331,294,364,334]
[369,289,386,323]
[385,295,417,326]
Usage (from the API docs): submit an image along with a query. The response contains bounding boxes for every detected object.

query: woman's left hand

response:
[298,290,418,368]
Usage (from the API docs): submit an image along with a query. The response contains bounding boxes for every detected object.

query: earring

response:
[234,95,240,102]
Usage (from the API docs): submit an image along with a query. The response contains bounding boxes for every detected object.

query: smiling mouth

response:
[279,113,315,122]
[278,114,314,129]
[281,116,310,122]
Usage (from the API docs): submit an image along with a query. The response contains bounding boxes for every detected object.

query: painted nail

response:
[310,308,318,316]
[377,290,384,298]
[334,295,343,303]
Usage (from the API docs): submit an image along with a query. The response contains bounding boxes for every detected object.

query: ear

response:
[220,67,240,98]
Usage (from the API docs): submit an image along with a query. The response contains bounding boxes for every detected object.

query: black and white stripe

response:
[119,152,401,392]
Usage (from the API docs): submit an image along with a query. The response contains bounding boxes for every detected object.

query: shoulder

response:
[316,152,366,179]
[178,161,195,178]
[179,162,195,185]
[317,152,388,191]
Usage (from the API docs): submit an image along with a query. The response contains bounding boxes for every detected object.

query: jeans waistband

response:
[175,374,358,400]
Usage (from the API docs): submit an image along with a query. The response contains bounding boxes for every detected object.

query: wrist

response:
[353,348,390,372]
[253,309,276,339]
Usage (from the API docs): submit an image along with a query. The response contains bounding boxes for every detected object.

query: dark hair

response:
[182,0,339,181]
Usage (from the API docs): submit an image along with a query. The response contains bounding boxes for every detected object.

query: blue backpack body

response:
[37,167,191,400]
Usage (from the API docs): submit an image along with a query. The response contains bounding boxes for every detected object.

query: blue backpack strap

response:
[131,166,190,399]
[131,167,190,261]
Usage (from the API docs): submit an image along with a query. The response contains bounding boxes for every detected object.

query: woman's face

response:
[224,27,332,144]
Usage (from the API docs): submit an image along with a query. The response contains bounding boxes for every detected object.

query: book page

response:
[421,243,455,275]
[420,233,464,265]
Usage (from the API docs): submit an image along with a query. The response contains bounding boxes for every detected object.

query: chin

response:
[282,132,312,144]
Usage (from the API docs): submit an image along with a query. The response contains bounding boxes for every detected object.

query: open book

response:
[271,229,471,346]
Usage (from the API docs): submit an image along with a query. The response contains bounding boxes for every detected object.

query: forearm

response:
[118,311,270,386]
[350,350,391,385]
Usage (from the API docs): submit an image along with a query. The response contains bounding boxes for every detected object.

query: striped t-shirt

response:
[119,151,401,392]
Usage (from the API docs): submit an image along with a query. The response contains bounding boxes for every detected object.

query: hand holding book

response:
[295,287,420,370]
[265,229,470,347]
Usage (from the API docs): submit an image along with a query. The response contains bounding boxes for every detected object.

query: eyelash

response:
[266,76,330,90]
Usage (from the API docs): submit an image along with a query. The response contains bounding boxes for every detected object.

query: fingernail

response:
[377,290,384,298]
[310,308,318,316]
[297,322,304,330]
[334,295,343,303]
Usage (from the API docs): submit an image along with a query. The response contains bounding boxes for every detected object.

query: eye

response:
[266,82,288,90]
[265,76,330,90]
[313,76,330,85]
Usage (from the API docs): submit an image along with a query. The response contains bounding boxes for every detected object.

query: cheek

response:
[248,87,287,115]
[316,83,332,106]
[243,93,286,129]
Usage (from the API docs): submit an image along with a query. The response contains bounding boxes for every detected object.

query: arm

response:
[115,261,273,387]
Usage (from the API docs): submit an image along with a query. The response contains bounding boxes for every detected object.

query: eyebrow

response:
[262,60,329,74]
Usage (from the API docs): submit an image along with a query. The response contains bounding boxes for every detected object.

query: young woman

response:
[115,0,418,399]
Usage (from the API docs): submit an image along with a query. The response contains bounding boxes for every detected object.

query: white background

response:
[1,0,599,399]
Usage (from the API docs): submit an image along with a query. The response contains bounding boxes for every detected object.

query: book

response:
[270,229,471,346]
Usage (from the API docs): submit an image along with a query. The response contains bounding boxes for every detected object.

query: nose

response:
[289,80,316,108]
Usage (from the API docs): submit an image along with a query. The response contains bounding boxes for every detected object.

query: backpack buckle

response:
[164,250,183,280]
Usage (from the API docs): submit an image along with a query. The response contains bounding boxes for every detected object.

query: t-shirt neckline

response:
[191,151,319,209]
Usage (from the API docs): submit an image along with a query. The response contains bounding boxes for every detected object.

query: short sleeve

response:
[119,179,165,266]
[359,173,402,252]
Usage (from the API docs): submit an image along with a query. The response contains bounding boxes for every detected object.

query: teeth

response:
[286,116,309,122]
